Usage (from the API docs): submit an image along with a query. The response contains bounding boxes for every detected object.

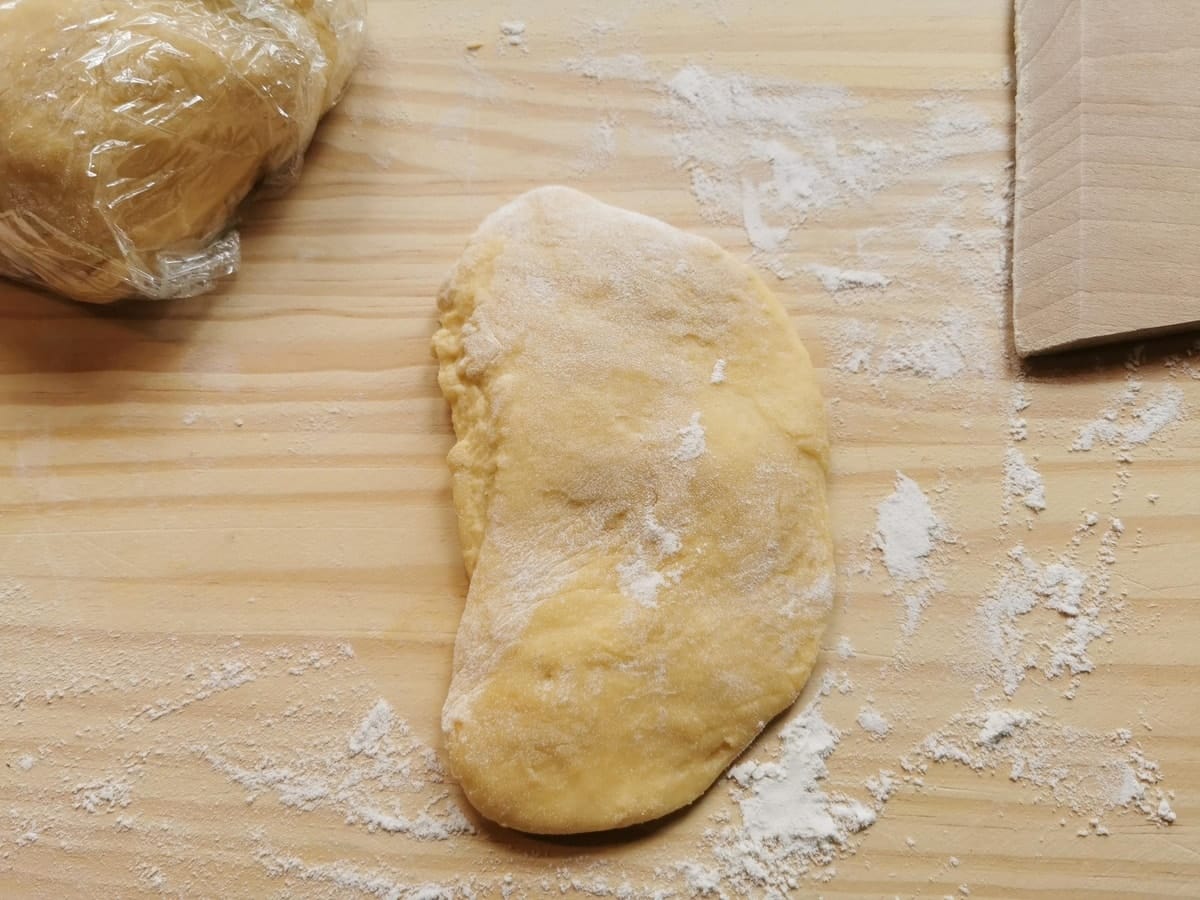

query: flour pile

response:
[874,473,948,637]
[703,705,878,894]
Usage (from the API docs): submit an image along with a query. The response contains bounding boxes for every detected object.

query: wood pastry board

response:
[1013,0,1200,356]
[1,1,1197,897]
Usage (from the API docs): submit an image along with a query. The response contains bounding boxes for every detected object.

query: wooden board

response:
[1013,0,1200,357]
[2,1,1198,897]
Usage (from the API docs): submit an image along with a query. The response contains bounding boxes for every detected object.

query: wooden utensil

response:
[1013,0,1200,357]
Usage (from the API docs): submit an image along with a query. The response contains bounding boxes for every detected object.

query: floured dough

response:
[0,0,363,303]
[433,187,834,834]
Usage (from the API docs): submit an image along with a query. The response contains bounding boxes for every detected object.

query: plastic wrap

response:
[0,0,366,303]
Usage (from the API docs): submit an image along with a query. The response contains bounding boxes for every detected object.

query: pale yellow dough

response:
[433,187,834,835]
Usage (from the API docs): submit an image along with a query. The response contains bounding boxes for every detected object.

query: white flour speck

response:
[712,704,878,893]
[836,636,855,660]
[1004,448,1046,512]
[674,412,707,461]
[201,698,473,841]
[1124,387,1185,445]
[348,699,393,758]
[805,264,891,294]
[977,709,1032,745]
[875,473,943,581]
[1073,385,1185,451]
[73,777,133,814]
[617,558,667,609]
[857,707,891,739]
[644,512,683,557]
[676,861,721,895]
[967,516,1121,698]
[500,21,527,49]
[1156,797,1177,824]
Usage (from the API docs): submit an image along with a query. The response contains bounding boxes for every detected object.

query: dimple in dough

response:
[433,187,834,835]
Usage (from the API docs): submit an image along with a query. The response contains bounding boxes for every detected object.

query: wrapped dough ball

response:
[0,0,365,303]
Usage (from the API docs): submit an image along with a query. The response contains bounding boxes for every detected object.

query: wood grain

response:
[1,1,1197,898]
[1014,0,1200,356]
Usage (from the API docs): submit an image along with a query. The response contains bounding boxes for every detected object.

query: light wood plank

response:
[0,1,1196,897]
[1014,0,1200,356]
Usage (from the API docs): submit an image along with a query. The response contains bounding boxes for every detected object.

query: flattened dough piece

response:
[433,187,834,834]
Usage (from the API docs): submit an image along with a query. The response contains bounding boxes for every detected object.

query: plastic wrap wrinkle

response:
[0,0,366,303]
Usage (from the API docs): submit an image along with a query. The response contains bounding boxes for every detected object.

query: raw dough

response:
[433,187,834,834]
[0,0,364,303]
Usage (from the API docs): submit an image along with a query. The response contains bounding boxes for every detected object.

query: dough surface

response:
[433,187,834,834]
[0,0,364,303]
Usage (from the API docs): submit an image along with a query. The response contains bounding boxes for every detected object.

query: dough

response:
[0,0,364,303]
[433,187,835,834]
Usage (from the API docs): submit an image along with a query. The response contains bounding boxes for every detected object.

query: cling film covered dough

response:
[0,0,365,303]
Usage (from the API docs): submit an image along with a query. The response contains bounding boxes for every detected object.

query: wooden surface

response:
[1013,0,1200,356]
[2,1,1198,897]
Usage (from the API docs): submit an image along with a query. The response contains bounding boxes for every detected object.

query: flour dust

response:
[3,10,1195,899]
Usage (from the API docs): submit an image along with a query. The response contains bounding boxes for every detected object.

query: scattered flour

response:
[865,770,898,805]
[920,713,1174,821]
[968,520,1121,697]
[135,863,167,891]
[348,698,394,757]
[857,707,891,739]
[1073,384,1185,452]
[1123,387,1186,445]
[564,51,656,83]
[873,474,951,643]
[73,777,133,814]
[833,309,995,383]
[740,175,791,252]
[977,709,1032,746]
[617,558,668,609]
[659,65,1004,272]
[499,21,527,50]
[644,512,683,556]
[875,310,988,381]
[200,698,473,841]
[712,705,878,893]
[254,842,463,900]
[1009,385,1031,442]
[572,115,619,175]
[900,584,937,638]
[1003,448,1046,513]
[676,861,721,895]
[674,412,707,461]
[806,264,891,294]
[2,24,1191,898]
[563,51,1009,400]
[874,473,943,581]
[829,320,878,376]
[1156,797,1177,825]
